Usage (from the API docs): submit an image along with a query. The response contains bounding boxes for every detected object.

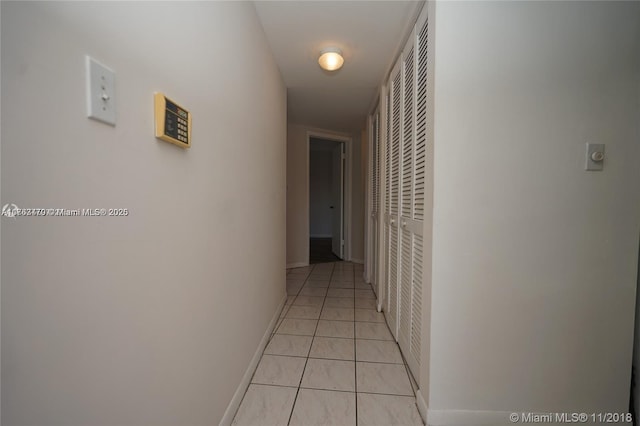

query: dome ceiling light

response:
[318,48,344,71]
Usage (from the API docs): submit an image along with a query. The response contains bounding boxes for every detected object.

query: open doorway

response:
[309,137,345,263]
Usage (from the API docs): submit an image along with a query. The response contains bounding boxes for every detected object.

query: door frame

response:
[330,142,345,259]
[365,114,374,283]
[365,107,379,286]
[377,83,389,313]
[307,131,353,262]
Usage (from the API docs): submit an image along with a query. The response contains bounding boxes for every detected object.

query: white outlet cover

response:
[86,56,116,126]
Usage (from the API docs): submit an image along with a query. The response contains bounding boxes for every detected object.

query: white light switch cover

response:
[86,56,116,126]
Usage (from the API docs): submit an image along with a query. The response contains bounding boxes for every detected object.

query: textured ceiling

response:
[254,1,422,133]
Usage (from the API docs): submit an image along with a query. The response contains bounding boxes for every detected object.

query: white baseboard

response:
[426,408,515,426]
[419,399,541,426]
[351,258,364,264]
[416,389,428,424]
[310,234,332,238]
[219,295,287,426]
[286,262,309,269]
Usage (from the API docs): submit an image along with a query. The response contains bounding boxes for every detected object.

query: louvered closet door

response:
[397,32,415,362]
[386,60,402,339]
[369,111,380,292]
[379,90,391,318]
[399,14,429,379]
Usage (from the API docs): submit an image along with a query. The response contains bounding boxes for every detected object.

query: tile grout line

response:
[241,267,307,425]
[239,270,310,425]
[353,265,358,426]
[282,263,378,425]
[242,352,404,366]
[286,262,334,426]
[240,263,375,425]
[285,264,315,426]
[250,381,416,398]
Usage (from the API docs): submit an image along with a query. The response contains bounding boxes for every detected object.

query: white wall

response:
[309,149,333,237]
[429,1,640,422]
[286,123,313,266]
[286,123,365,266]
[1,2,286,425]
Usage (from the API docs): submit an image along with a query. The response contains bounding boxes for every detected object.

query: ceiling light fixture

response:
[318,48,344,71]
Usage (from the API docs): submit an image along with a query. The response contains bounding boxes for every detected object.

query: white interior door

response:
[407,12,429,379]
[373,9,429,380]
[398,34,415,359]
[331,143,344,259]
[372,112,380,291]
[382,89,391,318]
[386,59,403,339]
[396,11,429,379]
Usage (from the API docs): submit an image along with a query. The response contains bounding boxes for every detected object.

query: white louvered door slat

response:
[405,13,429,379]
[385,91,391,217]
[383,89,391,318]
[411,233,423,367]
[372,112,380,290]
[398,41,414,354]
[373,111,381,294]
[415,17,428,223]
[401,47,414,221]
[387,62,402,339]
[372,114,378,218]
[369,4,429,384]
[399,226,412,343]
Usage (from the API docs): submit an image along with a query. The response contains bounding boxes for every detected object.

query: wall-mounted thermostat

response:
[154,93,191,148]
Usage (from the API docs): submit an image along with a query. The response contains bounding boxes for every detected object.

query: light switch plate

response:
[86,56,116,126]
[585,143,605,171]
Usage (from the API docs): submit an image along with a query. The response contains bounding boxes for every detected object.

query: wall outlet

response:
[86,56,116,126]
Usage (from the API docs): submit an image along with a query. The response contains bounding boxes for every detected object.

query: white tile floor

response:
[232,262,424,426]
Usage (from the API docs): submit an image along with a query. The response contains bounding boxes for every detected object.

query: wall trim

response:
[286,262,309,269]
[426,408,515,426]
[351,258,364,264]
[415,389,428,424]
[306,130,353,264]
[219,294,287,426]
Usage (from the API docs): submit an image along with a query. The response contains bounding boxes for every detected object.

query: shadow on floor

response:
[309,238,341,264]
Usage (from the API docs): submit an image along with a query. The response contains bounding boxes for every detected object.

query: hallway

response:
[2,2,639,425]
[232,262,423,426]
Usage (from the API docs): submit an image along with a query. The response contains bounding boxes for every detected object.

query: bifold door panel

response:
[370,10,429,381]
